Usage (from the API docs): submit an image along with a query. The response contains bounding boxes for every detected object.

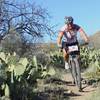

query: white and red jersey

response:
[59,24,81,44]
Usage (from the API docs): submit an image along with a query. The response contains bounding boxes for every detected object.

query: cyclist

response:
[57,16,89,91]
[57,16,89,69]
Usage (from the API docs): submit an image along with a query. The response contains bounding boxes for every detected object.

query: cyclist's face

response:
[67,23,73,30]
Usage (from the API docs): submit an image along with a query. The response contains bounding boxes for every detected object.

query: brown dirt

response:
[62,73,97,100]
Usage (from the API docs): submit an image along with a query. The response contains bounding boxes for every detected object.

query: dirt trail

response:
[62,73,97,100]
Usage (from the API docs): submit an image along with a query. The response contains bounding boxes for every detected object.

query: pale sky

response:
[36,0,100,35]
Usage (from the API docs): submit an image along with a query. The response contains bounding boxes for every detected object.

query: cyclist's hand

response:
[80,40,89,46]
[84,42,89,45]
[58,44,62,48]
[58,44,63,52]
[85,38,89,45]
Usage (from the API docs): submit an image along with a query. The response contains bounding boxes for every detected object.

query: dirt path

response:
[62,73,97,100]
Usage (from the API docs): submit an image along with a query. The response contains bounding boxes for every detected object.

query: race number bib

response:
[68,45,78,52]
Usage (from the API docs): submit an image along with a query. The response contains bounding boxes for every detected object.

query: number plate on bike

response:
[68,45,78,52]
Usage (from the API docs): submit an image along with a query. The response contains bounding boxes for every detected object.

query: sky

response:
[35,0,100,42]
[18,0,100,41]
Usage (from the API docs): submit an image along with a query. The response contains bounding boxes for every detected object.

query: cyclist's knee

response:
[63,52,69,61]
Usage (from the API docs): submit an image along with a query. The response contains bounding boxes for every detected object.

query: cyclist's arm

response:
[57,31,63,47]
[79,28,89,43]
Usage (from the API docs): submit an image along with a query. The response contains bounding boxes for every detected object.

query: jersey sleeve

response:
[74,24,81,31]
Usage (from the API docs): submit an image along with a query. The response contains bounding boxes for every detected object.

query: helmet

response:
[65,16,73,24]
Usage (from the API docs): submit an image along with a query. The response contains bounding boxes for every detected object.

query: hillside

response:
[90,31,100,49]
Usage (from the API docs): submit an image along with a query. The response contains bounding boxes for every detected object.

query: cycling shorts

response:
[62,41,80,55]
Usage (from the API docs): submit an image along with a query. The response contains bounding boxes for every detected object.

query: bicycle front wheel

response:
[70,57,82,90]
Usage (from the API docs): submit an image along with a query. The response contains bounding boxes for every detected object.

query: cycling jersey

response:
[59,24,80,44]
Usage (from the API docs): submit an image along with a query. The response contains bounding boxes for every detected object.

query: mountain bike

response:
[67,42,88,92]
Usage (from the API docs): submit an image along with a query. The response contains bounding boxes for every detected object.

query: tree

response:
[0,0,54,43]
[0,0,55,56]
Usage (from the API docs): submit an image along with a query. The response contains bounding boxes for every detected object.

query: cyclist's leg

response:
[63,49,70,70]
[62,42,69,69]
[62,48,68,62]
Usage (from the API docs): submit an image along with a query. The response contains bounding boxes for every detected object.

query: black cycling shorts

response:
[62,41,80,55]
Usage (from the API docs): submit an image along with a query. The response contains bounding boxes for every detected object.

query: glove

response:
[58,44,63,52]
[85,42,89,45]
[58,44,62,48]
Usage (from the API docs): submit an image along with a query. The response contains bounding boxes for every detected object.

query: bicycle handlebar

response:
[79,42,89,46]
[79,39,89,47]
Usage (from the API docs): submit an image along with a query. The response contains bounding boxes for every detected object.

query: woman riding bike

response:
[57,16,89,91]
